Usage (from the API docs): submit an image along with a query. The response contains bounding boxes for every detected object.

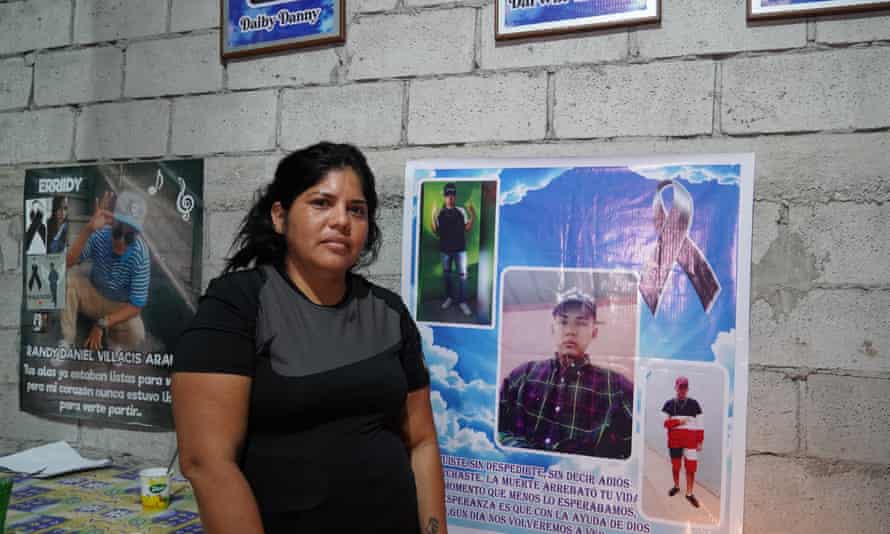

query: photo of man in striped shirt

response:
[62,191,150,351]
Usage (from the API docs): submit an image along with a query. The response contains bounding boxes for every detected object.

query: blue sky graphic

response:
[762,0,839,4]
[227,0,335,47]
[506,0,648,28]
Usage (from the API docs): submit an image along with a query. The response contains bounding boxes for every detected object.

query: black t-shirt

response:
[174,265,429,533]
[662,397,702,418]
[436,206,467,253]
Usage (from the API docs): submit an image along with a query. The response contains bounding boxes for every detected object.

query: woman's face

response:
[272,166,369,276]
[53,201,67,223]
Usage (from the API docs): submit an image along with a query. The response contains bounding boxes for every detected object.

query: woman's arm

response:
[402,386,447,534]
[172,372,265,534]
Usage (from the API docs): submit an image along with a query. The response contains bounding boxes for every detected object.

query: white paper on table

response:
[0,441,111,478]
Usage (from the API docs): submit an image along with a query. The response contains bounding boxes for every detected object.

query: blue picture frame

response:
[749,0,890,19]
[495,0,659,41]
[222,0,345,59]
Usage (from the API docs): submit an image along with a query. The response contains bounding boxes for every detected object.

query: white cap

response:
[114,191,147,232]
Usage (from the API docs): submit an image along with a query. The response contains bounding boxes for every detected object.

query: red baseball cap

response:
[675,376,689,388]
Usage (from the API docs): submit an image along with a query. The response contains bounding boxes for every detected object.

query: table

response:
[3,467,202,533]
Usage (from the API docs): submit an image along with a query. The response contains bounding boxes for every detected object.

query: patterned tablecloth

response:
[3,467,202,533]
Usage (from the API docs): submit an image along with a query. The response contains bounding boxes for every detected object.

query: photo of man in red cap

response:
[662,376,704,508]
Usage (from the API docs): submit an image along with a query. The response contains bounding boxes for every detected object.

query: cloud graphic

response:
[711,329,735,372]
[499,169,566,206]
[630,164,740,185]
[419,325,502,458]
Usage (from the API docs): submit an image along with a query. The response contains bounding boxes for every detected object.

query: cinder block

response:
[0,216,21,274]
[227,48,340,90]
[0,58,32,111]
[791,203,890,286]
[751,289,890,373]
[635,0,805,59]
[554,61,714,138]
[206,210,246,265]
[352,0,399,10]
[747,368,798,454]
[346,9,475,80]
[76,100,169,160]
[749,132,890,204]
[0,168,24,274]
[366,207,401,276]
[805,374,890,464]
[125,33,223,98]
[0,109,75,165]
[0,273,22,328]
[0,167,25,216]
[408,72,547,144]
[745,455,890,534]
[171,0,220,32]
[35,46,123,106]
[751,201,780,266]
[78,426,176,464]
[0,330,20,384]
[281,83,402,149]
[723,48,890,134]
[816,14,890,44]
[0,0,71,55]
[171,91,277,155]
[479,5,627,70]
[205,155,280,211]
[0,383,80,441]
[75,0,168,44]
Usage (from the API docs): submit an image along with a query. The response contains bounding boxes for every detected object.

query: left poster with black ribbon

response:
[20,161,204,428]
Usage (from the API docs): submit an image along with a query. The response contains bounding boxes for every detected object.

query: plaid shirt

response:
[498,354,633,459]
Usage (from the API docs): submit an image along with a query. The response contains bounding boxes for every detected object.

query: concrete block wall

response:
[0,0,888,530]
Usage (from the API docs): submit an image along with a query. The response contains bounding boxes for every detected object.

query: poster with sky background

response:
[496,0,658,40]
[402,155,754,534]
[222,0,344,58]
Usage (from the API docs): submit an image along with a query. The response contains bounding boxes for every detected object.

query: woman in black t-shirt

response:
[172,143,447,534]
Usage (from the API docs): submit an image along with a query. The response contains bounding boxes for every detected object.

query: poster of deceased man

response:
[20,161,203,428]
[402,155,753,533]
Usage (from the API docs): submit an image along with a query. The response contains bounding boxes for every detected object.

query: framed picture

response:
[495,0,659,41]
[748,0,890,19]
[221,0,345,59]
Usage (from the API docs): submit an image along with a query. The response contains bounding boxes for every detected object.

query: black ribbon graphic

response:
[639,180,720,315]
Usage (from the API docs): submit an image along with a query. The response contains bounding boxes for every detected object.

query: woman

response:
[172,143,447,533]
[47,196,69,254]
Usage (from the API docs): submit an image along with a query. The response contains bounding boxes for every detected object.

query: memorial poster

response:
[20,161,203,428]
[402,155,754,533]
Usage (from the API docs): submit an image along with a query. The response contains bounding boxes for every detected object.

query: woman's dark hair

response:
[224,142,381,272]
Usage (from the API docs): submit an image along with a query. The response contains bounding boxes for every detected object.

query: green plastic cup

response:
[0,475,12,533]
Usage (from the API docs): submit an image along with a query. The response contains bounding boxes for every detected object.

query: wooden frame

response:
[495,0,660,41]
[748,0,890,20]
[221,0,345,60]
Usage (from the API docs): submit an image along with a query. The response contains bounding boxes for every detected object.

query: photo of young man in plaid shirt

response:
[498,290,634,459]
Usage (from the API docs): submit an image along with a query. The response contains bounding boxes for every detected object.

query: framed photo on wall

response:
[221,0,345,59]
[748,0,890,19]
[495,0,659,41]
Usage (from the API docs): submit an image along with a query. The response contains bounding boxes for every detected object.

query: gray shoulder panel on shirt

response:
[255,265,403,377]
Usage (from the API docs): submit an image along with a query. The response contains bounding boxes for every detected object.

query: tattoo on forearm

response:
[426,518,440,534]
